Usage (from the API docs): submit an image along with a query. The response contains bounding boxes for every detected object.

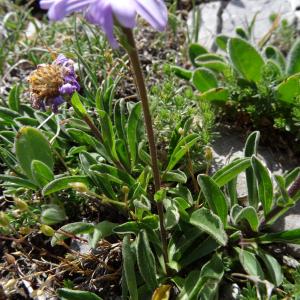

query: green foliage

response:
[1,3,300,299]
[172,25,300,139]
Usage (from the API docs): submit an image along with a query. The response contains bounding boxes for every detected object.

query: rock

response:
[188,0,300,50]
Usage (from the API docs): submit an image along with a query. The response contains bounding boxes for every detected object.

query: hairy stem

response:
[121,27,169,271]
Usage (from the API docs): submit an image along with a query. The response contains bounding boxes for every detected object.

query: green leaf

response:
[200,87,229,103]
[165,203,180,229]
[257,250,283,286]
[287,39,300,75]
[90,221,117,248]
[235,248,264,279]
[71,92,88,117]
[285,167,300,188]
[190,208,227,246]
[0,175,37,190]
[66,128,96,148]
[227,177,238,207]
[41,204,67,225]
[8,84,20,112]
[31,160,54,187]
[234,206,259,232]
[99,110,117,160]
[189,43,208,66]
[51,222,94,246]
[136,230,158,291]
[197,175,228,226]
[122,235,138,300]
[228,38,265,82]
[15,116,39,127]
[195,61,229,74]
[127,102,142,168]
[171,66,192,80]
[115,139,130,170]
[251,156,273,216]
[166,133,200,171]
[264,46,286,71]
[195,53,225,63]
[274,175,290,205]
[257,228,300,244]
[114,99,127,142]
[244,131,260,208]
[114,222,139,235]
[192,68,218,92]
[15,127,53,181]
[179,236,219,268]
[163,170,187,184]
[275,73,300,104]
[212,158,251,187]
[42,176,90,196]
[179,254,224,300]
[236,27,248,39]
[91,163,135,186]
[215,35,229,51]
[0,107,19,123]
[57,288,103,300]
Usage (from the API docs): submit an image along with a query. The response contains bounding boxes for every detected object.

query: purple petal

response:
[54,54,69,65]
[135,0,168,31]
[85,1,119,48]
[51,96,65,113]
[59,83,77,94]
[47,0,94,21]
[110,0,136,28]
[40,0,56,9]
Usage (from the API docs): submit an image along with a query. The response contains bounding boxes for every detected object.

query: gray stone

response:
[189,0,300,50]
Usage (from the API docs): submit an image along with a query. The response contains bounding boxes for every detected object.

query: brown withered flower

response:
[27,54,80,112]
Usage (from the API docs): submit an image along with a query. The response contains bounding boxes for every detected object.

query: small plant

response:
[1,1,300,299]
[172,25,300,146]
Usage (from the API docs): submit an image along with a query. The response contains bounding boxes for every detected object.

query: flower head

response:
[27,54,80,112]
[40,0,168,48]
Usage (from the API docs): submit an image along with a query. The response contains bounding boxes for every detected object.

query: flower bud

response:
[0,212,10,227]
[178,127,185,136]
[40,224,55,237]
[69,182,89,193]
[14,198,28,211]
[204,146,213,161]
[121,186,129,194]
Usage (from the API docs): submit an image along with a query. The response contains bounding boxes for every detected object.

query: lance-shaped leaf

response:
[190,208,227,246]
[136,230,158,291]
[244,131,260,208]
[197,174,228,226]
[251,156,273,216]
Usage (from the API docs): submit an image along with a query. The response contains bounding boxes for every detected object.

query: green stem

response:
[121,28,169,272]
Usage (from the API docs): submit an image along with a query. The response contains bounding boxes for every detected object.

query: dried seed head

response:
[27,64,64,108]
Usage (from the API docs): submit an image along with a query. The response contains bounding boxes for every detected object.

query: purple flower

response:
[40,0,168,47]
[27,54,80,112]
